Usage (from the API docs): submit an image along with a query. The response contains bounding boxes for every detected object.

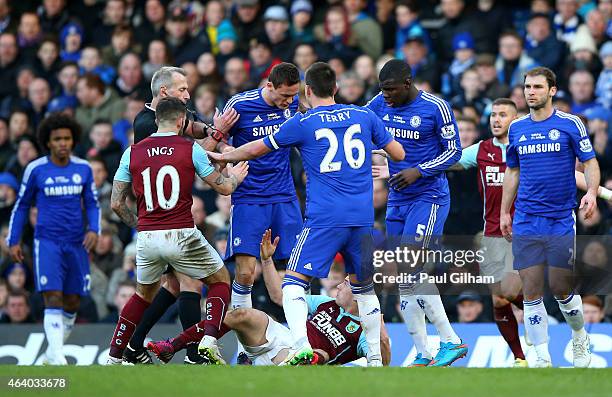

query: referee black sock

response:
[178,291,202,361]
[129,287,177,350]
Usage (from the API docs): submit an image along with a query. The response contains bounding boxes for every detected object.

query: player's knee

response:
[162,274,180,296]
[136,283,159,302]
[225,308,250,327]
[205,266,230,285]
[43,292,63,308]
[180,277,203,293]
[63,295,81,312]
[492,294,510,308]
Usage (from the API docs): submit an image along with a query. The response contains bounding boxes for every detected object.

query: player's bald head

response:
[379,59,412,84]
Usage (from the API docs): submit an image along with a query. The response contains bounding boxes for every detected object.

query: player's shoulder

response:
[554,110,588,136]
[23,156,49,176]
[365,92,383,110]
[224,89,262,111]
[419,91,453,122]
[508,113,531,133]
[69,155,94,173]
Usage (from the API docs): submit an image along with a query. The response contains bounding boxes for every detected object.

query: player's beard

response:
[528,95,550,111]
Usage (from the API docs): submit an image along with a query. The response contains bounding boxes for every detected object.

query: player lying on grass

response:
[147,230,392,366]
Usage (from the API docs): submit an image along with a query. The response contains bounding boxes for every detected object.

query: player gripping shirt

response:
[222,64,303,310]
[208,62,404,366]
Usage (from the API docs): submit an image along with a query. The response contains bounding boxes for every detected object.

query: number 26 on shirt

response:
[315,123,365,173]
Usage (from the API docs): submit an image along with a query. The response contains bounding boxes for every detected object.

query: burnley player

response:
[148,230,392,366]
[221,63,303,310]
[7,114,100,365]
[366,59,466,367]
[501,67,599,368]
[126,66,239,364]
[107,97,248,365]
[209,62,405,366]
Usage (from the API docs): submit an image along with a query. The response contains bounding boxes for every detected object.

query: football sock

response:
[129,287,176,350]
[398,293,432,359]
[44,308,64,358]
[202,282,230,339]
[62,311,76,343]
[420,291,461,344]
[281,275,311,349]
[523,297,551,361]
[557,293,586,338]
[231,281,253,309]
[109,294,150,359]
[352,283,382,362]
[494,302,525,360]
[178,291,202,360]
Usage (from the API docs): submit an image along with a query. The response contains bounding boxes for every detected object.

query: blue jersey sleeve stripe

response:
[419,140,459,169]
[268,134,280,150]
[421,92,451,124]
[556,111,588,137]
[365,92,382,107]
[222,91,260,113]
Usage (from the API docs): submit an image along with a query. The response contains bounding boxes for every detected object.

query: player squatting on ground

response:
[208,62,405,366]
[147,230,392,366]
[106,97,249,365]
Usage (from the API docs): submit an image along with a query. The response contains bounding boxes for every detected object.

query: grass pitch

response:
[1,366,611,397]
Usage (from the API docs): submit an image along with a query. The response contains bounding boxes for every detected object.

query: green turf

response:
[1,366,611,397]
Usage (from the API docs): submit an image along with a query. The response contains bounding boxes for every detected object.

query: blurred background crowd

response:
[0,0,611,328]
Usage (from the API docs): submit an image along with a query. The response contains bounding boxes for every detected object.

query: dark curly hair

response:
[37,114,82,152]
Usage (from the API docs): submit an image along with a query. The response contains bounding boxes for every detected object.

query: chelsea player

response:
[7,114,100,365]
[209,62,405,366]
[501,67,598,368]
[221,63,303,310]
[366,59,466,367]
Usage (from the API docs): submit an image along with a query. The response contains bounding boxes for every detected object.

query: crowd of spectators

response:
[0,0,611,327]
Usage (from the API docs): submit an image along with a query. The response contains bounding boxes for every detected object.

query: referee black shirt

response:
[133,101,203,144]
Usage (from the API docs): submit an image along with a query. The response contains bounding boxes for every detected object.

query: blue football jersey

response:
[506,109,596,218]
[366,91,461,205]
[263,104,393,227]
[223,88,299,204]
[7,156,101,245]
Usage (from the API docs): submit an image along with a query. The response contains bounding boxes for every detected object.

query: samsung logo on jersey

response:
[252,124,280,136]
[517,142,561,155]
[44,185,83,196]
[386,127,420,139]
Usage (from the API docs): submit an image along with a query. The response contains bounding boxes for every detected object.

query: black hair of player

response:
[37,113,81,151]
[524,67,557,90]
[305,62,336,98]
[492,98,518,111]
[155,96,187,126]
[268,62,300,89]
[379,59,412,84]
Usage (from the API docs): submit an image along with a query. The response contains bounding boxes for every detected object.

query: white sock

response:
[557,294,586,338]
[418,285,461,344]
[62,311,77,343]
[399,294,432,359]
[352,284,382,362]
[44,308,64,358]
[282,278,310,349]
[231,281,253,309]
[524,298,551,361]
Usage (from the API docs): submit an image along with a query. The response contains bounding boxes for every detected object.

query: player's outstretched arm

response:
[202,161,249,195]
[500,167,519,242]
[579,158,601,219]
[260,229,283,306]
[207,140,272,164]
[575,170,612,202]
[110,181,138,228]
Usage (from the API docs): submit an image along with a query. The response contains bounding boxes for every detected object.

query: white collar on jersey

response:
[150,131,178,137]
[492,137,508,147]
